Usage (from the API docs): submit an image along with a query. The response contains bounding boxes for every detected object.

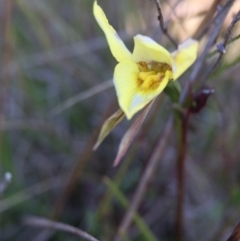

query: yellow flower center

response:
[137,61,172,92]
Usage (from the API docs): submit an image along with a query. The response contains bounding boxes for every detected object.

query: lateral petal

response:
[127,71,170,119]
[113,60,139,119]
[114,60,171,119]
[171,38,199,80]
[132,35,172,66]
[93,1,132,62]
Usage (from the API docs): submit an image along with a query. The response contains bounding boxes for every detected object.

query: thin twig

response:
[175,111,189,241]
[114,117,173,241]
[152,0,178,47]
[174,1,235,237]
[220,10,240,50]
[179,0,235,104]
[208,9,240,75]
[23,215,99,241]
[208,32,240,58]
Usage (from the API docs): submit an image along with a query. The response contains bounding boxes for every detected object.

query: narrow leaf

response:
[113,100,154,166]
[93,109,125,150]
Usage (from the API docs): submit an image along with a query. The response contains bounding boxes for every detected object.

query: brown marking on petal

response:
[149,61,172,73]
[149,78,161,90]
[137,77,144,87]
[138,61,149,71]
[137,74,162,91]
[136,61,172,92]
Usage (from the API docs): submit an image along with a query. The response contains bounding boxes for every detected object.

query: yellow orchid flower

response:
[93,1,198,120]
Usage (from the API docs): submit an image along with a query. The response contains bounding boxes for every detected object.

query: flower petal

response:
[171,38,199,80]
[113,60,139,119]
[114,60,171,119]
[127,71,170,119]
[93,1,132,62]
[132,35,172,65]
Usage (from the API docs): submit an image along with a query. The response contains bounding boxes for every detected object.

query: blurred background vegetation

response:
[0,0,240,240]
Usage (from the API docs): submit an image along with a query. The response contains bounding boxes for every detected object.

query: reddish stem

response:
[175,111,190,241]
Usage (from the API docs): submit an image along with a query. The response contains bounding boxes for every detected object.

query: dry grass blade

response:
[153,0,178,47]
[226,222,240,241]
[50,79,113,116]
[23,215,99,241]
[50,104,115,222]
[113,101,154,167]
[93,109,125,150]
[114,117,173,241]
[0,175,64,213]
